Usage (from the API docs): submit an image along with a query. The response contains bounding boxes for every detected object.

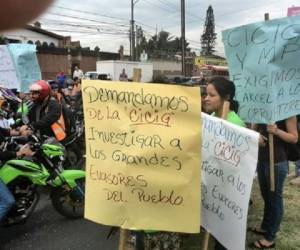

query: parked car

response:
[165,75,191,85]
[84,71,111,80]
[182,76,205,86]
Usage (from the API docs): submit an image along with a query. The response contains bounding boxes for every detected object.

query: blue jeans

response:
[0,179,15,222]
[257,161,288,241]
[295,160,300,176]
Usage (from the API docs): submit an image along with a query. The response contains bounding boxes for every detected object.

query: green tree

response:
[201,5,217,55]
[135,26,147,60]
[141,30,189,59]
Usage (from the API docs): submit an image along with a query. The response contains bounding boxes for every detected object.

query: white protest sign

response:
[0,45,19,89]
[201,113,259,250]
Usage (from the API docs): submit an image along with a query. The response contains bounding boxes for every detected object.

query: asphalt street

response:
[0,191,119,250]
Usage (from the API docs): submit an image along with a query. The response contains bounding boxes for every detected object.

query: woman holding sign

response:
[204,77,245,250]
[251,116,298,249]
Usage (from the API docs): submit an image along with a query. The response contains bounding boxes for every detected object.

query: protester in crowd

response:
[64,79,75,98]
[205,77,244,126]
[49,81,59,96]
[50,80,69,104]
[287,114,300,186]
[0,101,10,118]
[68,96,77,113]
[7,112,15,127]
[50,81,73,137]
[19,80,61,138]
[250,115,298,248]
[0,0,53,226]
[0,127,34,223]
[71,77,83,112]
[71,77,82,97]
[119,68,128,81]
[204,77,245,250]
[73,66,84,80]
[0,109,10,129]
[289,156,300,186]
[56,70,66,89]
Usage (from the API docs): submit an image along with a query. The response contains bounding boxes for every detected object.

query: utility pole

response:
[181,0,186,76]
[131,0,135,61]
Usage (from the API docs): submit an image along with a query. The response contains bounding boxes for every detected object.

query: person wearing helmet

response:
[20,80,61,138]
[64,79,74,97]
[49,81,62,101]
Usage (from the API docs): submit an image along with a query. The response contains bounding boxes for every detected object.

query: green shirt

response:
[225,111,245,128]
[212,111,245,127]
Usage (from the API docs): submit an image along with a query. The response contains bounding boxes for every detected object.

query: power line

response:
[41,12,130,36]
[158,0,226,29]
[43,5,206,53]
[48,5,202,44]
[40,17,130,28]
[216,0,279,17]
[53,5,129,22]
[46,11,127,26]
[138,0,196,25]
[141,0,176,13]
[46,29,129,36]
[41,21,129,34]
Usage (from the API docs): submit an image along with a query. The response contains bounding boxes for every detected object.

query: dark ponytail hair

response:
[209,77,239,113]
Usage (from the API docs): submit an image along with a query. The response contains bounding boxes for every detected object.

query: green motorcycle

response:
[0,135,85,225]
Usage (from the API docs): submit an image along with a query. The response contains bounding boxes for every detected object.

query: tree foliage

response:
[201,5,217,55]
[135,28,190,59]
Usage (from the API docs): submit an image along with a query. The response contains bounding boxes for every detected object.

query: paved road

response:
[0,191,119,250]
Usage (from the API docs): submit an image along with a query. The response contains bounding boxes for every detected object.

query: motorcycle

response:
[0,134,85,225]
[62,110,86,170]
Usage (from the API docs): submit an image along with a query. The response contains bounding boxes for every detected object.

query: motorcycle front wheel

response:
[51,177,85,219]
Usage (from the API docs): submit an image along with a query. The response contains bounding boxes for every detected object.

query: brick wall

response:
[38,53,69,80]
[37,48,120,80]
[80,56,97,73]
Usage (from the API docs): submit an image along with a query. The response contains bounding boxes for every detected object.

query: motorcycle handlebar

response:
[10,136,32,144]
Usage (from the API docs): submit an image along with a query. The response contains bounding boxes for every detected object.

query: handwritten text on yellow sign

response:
[82,81,201,233]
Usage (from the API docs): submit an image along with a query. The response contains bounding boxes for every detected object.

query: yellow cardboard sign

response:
[82,80,201,233]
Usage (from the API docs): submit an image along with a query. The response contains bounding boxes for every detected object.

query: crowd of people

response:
[0,74,84,225]
[0,1,298,249]
[0,73,299,249]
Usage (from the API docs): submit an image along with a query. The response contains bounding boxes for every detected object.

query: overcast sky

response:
[37,0,299,56]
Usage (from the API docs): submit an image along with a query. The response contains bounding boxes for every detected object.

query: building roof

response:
[25,24,64,40]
